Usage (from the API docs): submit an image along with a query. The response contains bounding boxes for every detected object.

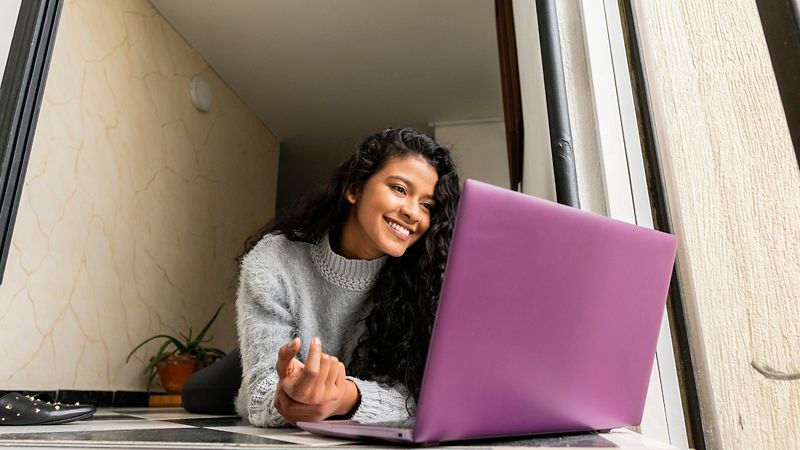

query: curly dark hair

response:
[239,127,461,414]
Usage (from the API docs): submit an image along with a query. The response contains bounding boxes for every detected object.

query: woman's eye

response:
[392,185,406,194]
[422,203,433,211]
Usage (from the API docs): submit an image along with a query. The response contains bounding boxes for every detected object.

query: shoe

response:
[0,392,96,425]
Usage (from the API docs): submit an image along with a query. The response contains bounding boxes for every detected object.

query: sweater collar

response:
[310,233,387,291]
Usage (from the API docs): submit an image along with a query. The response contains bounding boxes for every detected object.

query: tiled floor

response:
[0,407,676,449]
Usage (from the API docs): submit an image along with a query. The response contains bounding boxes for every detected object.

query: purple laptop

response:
[298,179,677,444]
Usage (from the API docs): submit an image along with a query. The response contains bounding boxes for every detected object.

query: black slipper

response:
[0,392,97,425]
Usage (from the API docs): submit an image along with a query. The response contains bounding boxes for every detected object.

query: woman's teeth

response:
[388,220,411,235]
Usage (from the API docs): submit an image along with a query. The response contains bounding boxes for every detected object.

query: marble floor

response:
[0,407,677,449]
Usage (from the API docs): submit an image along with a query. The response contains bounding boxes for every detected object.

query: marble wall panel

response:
[0,0,279,391]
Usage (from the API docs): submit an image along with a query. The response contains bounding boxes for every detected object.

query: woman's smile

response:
[384,216,414,241]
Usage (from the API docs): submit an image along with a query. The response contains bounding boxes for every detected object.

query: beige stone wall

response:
[633,1,800,448]
[0,0,279,391]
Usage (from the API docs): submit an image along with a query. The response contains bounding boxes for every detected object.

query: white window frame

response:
[578,0,689,447]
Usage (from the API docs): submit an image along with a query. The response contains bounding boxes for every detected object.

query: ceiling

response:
[149,0,504,205]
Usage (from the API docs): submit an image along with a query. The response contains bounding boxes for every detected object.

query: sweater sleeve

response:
[236,248,294,427]
[345,376,417,423]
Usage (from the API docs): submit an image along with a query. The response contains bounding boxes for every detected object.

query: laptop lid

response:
[299,179,677,444]
[412,179,677,443]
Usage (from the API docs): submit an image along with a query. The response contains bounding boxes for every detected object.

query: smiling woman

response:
[182,128,461,426]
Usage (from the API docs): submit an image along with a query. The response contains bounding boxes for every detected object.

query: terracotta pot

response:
[155,354,197,394]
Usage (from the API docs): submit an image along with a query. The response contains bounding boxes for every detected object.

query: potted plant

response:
[126,304,228,394]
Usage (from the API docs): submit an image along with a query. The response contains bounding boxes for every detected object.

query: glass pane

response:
[0,0,23,78]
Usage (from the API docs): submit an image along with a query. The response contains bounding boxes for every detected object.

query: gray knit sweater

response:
[234,233,417,427]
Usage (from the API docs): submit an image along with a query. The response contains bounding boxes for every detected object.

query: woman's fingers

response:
[335,362,345,388]
[318,354,332,390]
[275,337,300,378]
[289,339,347,404]
[324,356,340,391]
[275,337,345,407]
[305,337,322,375]
[294,337,323,398]
[287,357,305,379]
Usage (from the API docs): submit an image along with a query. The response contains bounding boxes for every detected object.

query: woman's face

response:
[341,155,439,259]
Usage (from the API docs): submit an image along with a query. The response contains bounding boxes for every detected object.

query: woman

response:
[182,128,460,427]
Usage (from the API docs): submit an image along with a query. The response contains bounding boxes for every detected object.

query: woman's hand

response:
[279,337,345,405]
[273,337,359,424]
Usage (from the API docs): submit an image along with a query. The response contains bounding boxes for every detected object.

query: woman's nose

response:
[399,202,420,224]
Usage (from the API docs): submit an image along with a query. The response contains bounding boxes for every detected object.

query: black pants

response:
[181,348,243,415]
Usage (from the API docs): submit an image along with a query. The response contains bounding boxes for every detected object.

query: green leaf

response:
[147,369,159,392]
[197,348,208,367]
[153,340,172,360]
[125,334,186,363]
[205,347,227,358]
[193,304,224,345]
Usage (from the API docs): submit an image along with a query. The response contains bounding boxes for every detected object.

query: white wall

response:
[0,0,22,77]
[433,120,509,189]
